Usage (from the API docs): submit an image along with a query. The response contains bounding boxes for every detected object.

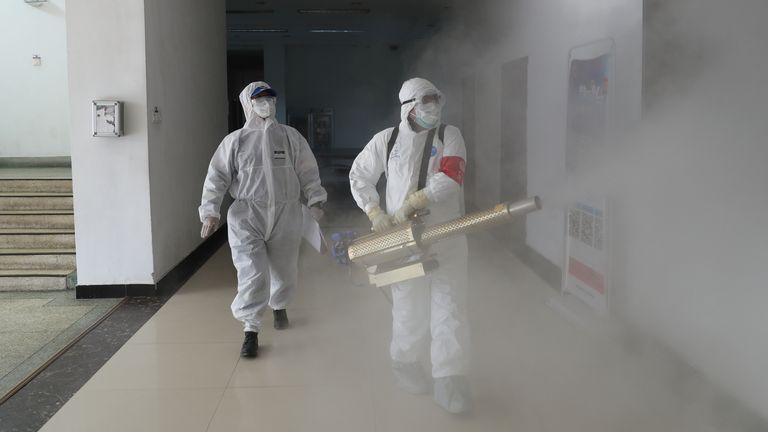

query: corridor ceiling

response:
[226,0,455,48]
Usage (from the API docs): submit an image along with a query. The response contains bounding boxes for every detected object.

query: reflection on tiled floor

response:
[0,291,120,399]
[36,237,737,432]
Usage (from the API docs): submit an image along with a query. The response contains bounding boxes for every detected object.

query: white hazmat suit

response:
[200,82,327,332]
[349,78,470,385]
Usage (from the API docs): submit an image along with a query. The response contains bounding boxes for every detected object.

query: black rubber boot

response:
[240,331,258,358]
[273,309,290,330]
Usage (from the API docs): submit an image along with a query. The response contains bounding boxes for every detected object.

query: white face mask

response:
[252,97,276,119]
[413,101,441,129]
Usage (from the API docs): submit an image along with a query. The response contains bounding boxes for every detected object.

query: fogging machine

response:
[332,197,542,287]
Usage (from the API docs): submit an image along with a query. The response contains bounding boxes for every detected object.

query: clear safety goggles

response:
[401,92,444,106]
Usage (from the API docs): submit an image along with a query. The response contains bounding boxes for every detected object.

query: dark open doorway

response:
[226,50,264,131]
[461,75,478,213]
[499,57,528,250]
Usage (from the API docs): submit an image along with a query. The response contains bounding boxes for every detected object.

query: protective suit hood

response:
[239,81,277,128]
[398,77,445,128]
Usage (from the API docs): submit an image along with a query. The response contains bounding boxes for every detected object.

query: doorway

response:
[226,50,265,131]
[499,57,528,250]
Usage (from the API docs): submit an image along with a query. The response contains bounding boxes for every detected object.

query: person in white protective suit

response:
[199,81,327,358]
[349,78,471,414]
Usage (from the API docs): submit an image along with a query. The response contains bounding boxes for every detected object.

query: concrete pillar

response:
[66,0,227,289]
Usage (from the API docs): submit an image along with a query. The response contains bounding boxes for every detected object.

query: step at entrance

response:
[0,249,76,270]
[0,179,73,194]
[0,211,74,230]
[0,194,73,211]
[0,269,75,292]
[0,171,76,291]
[0,229,76,250]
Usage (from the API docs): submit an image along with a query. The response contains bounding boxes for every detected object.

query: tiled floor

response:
[36,239,731,432]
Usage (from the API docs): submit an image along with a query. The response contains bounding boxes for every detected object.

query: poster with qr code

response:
[563,200,608,313]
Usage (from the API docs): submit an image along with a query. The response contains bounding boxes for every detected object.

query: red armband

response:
[439,156,466,185]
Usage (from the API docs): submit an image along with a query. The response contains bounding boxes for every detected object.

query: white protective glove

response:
[200,217,219,239]
[394,190,430,224]
[310,204,324,222]
[367,206,394,232]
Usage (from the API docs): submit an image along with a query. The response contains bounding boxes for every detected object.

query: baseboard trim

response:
[75,284,155,299]
[75,226,227,299]
[154,226,228,297]
[514,242,562,291]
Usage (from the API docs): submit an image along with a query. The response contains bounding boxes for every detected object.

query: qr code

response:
[569,209,580,238]
[593,216,603,250]
[580,212,594,247]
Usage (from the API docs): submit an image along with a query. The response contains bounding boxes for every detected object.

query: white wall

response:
[66,0,154,284]
[67,0,227,286]
[607,0,768,418]
[285,44,403,149]
[0,0,70,157]
[401,1,643,261]
[476,0,768,419]
[417,0,768,420]
[467,1,644,267]
[144,0,228,281]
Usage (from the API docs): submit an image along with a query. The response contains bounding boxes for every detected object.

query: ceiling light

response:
[309,29,364,33]
[297,8,370,14]
[229,28,288,33]
[228,10,275,14]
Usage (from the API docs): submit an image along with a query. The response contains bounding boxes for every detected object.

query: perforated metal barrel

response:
[347,223,423,266]
[420,196,541,245]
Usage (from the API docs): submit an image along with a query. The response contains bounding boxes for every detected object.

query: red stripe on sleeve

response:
[439,156,466,185]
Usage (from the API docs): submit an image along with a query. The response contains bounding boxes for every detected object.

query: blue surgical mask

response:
[414,102,441,129]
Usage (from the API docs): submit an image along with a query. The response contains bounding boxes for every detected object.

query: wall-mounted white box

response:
[92,100,123,137]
